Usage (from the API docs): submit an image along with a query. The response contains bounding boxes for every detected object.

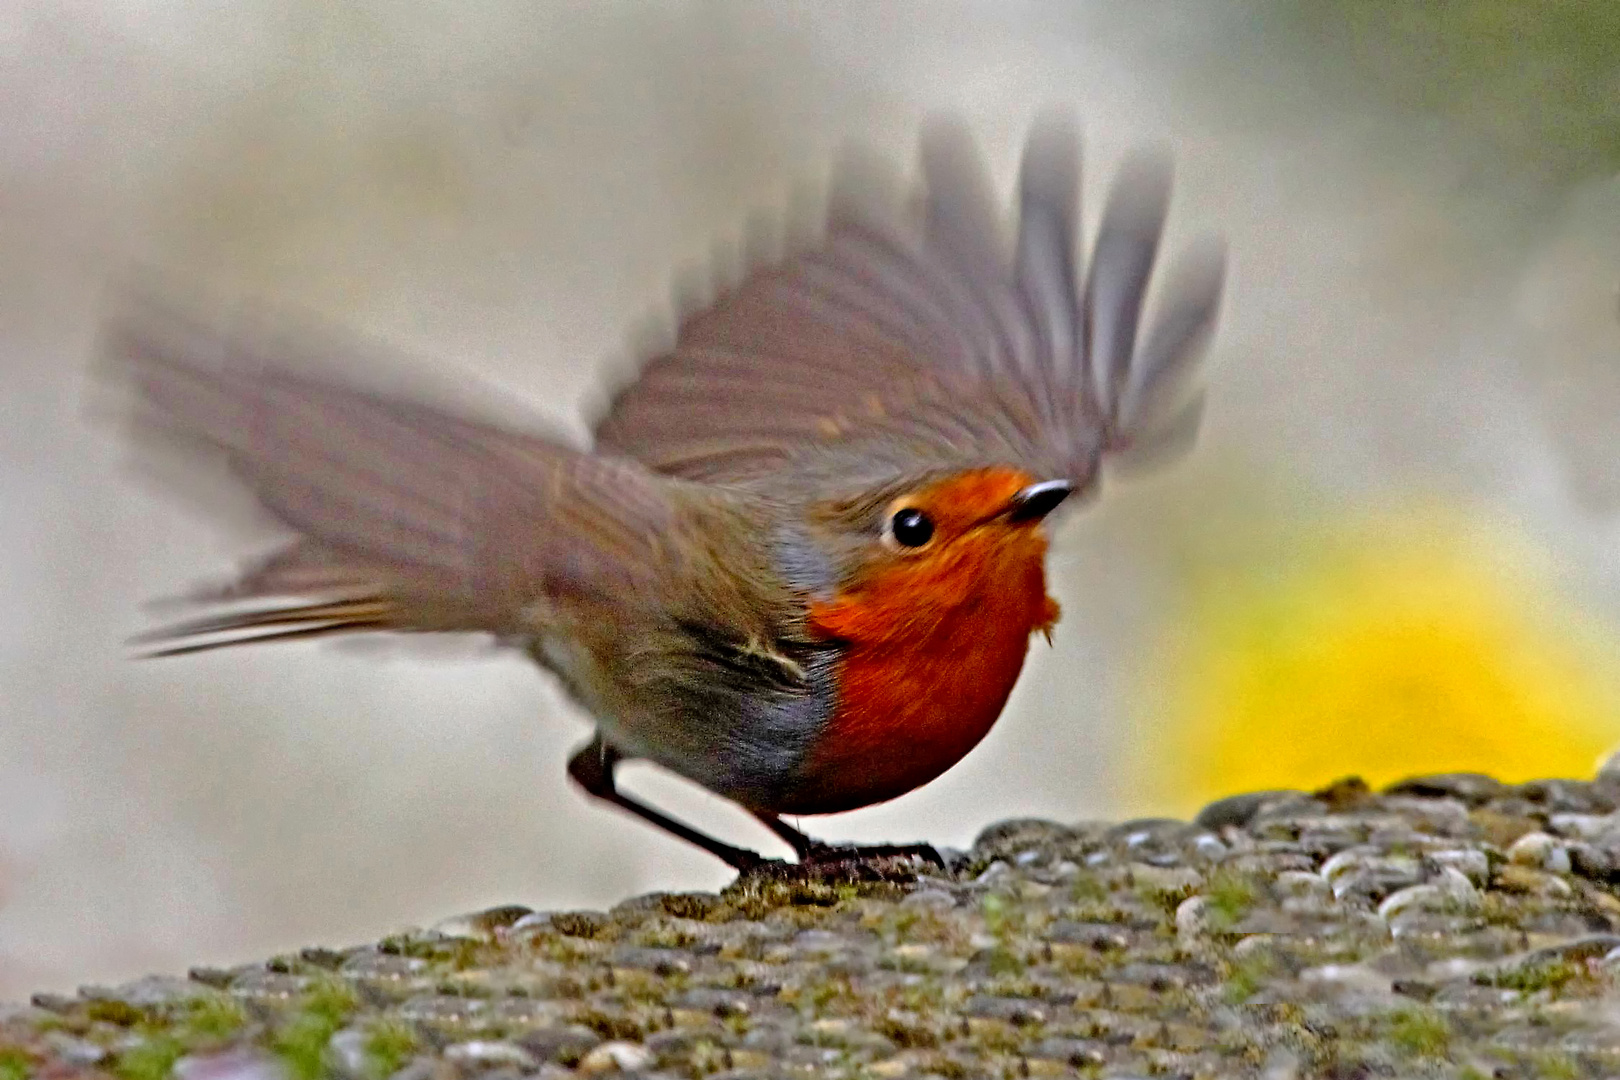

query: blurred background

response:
[7,0,1620,999]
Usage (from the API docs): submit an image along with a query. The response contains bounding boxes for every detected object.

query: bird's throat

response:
[786,531,1060,814]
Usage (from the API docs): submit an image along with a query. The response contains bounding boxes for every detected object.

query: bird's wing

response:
[592,115,1226,491]
[105,300,708,655]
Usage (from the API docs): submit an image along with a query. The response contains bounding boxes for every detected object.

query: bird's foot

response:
[725,849,790,874]
[727,835,947,885]
[800,841,947,869]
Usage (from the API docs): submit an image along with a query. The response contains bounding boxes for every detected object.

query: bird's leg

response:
[750,811,818,854]
[750,811,947,870]
[566,736,773,871]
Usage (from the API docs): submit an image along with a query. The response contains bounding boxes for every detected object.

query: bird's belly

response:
[778,623,1033,815]
[525,630,824,806]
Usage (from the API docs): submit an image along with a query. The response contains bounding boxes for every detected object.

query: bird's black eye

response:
[890,508,934,548]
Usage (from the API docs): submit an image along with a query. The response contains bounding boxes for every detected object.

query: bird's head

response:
[799,465,1071,647]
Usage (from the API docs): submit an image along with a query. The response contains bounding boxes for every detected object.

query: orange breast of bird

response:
[785,468,1063,815]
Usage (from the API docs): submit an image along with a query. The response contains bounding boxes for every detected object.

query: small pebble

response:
[444,1040,538,1070]
[900,888,958,910]
[577,1040,654,1074]
[431,905,534,940]
[1508,830,1572,873]
[326,1028,368,1076]
[173,1050,287,1080]
[1425,848,1491,888]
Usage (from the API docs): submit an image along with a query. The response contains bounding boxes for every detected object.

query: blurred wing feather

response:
[108,302,685,650]
[594,114,1226,489]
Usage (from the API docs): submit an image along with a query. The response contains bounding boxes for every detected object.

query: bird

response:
[105,115,1226,871]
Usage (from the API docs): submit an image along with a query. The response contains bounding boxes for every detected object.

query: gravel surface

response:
[14,772,1620,1078]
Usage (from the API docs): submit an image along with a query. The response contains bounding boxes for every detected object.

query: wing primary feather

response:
[1118,234,1226,432]
[1106,391,1207,477]
[588,119,1225,491]
[1015,113,1082,420]
[1083,150,1172,420]
[857,227,1002,379]
[919,120,1039,382]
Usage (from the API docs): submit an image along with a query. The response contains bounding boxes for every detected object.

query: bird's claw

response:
[728,840,946,885]
[801,841,947,869]
[720,845,788,874]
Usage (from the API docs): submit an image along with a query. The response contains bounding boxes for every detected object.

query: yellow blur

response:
[1134,503,1620,814]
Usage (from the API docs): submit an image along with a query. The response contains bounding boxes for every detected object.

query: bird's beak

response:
[1004,479,1074,523]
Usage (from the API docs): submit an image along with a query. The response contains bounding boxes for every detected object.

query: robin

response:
[109,116,1225,871]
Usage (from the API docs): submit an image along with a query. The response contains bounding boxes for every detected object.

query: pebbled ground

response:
[13,772,1620,1078]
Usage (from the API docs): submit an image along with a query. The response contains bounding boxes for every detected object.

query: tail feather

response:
[138,618,391,659]
[168,543,383,606]
[105,292,686,656]
[131,597,397,645]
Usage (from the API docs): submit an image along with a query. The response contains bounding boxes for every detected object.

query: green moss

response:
[894,979,946,1015]
[634,924,700,950]
[720,878,837,918]
[965,1018,1027,1054]
[1478,958,1583,994]
[805,975,860,1016]
[1386,1006,1451,1058]
[274,1010,341,1080]
[183,995,248,1040]
[879,908,967,951]
[362,1019,419,1080]
[271,979,362,1080]
[916,1053,971,1080]
[656,893,721,921]
[881,951,941,976]
[574,1008,646,1043]
[537,936,601,965]
[883,908,921,940]
[876,1013,939,1049]
[0,1049,33,1080]
[617,969,690,1004]
[1050,945,1106,978]
[980,893,1025,938]
[1529,1051,1583,1080]
[85,999,145,1027]
[545,912,609,938]
[1203,869,1260,931]
[1134,877,1200,916]
[1222,950,1275,1004]
[981,946,1026,977]
[303,977,360,1023]
[1069,874,1108,904]
[982,976,1045,1001]
[113,1035,183,1080]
